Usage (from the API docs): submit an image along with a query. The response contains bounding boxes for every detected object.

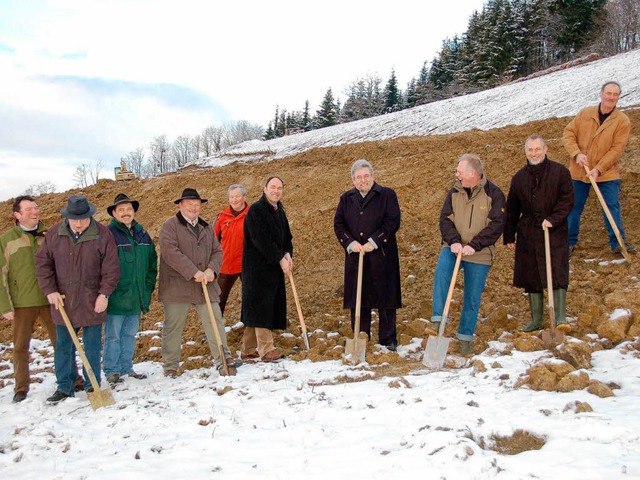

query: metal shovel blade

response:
[344,332,368,365]
[302,332,311,351]
[86,388,116,410]
[541,329,565,349]
[423,335,451,369]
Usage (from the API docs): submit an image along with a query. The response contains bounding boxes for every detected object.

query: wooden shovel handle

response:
[543,225,556,332]
[58,300,102,393]
[201,282,229,371]
[353,250,365,342]
[287,271,308,335]
[582,164,630,262]
[442,251,463,322]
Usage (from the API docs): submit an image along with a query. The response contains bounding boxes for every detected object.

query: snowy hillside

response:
[199,49,640,167]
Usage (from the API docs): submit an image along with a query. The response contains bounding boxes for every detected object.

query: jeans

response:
[569,179,626,249]
[104,314,140,376]
[54,324,103,395]
[431,248,491,341]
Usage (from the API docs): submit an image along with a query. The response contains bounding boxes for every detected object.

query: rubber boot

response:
[520,293,544,332]
[460,340,474,356]
[554,288,571,333]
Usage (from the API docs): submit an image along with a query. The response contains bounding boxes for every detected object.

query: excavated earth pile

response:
[1,112,639,380]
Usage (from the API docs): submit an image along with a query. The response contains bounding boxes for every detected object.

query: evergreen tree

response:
[264,122,275,140]
[383,69,403,112]
[302,100,311,131]
[314,88,338,128]
[549,0,607,59]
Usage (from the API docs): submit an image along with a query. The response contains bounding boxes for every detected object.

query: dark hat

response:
[60,195,97,219]
[174,188,208,204]
[107,193,140,216]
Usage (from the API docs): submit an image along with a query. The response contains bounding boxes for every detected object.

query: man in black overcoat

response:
[334,159,402,351]
[241,176,293,362]
[504,135,574,333]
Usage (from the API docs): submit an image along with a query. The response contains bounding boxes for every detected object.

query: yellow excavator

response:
[114,160,135,181]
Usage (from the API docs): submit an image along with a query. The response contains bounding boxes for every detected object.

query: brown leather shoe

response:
[241,352,260,361]
[261,350,283,362]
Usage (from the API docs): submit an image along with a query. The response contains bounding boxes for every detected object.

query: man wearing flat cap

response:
[36,195,120,404]
[104,193,157,385]
[158,188,236,377]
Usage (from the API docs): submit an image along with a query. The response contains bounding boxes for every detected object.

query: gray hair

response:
[351,159,374,178]
[601,81,621,94]
[525,134,546,149]
[458,153,483,176]
[227,184,247,196]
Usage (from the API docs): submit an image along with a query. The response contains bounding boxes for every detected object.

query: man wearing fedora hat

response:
[104,193,157,385]
[36,194,120,404]
[158,188,236,377]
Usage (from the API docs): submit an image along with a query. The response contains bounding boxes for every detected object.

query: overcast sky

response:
[0,0,486,200]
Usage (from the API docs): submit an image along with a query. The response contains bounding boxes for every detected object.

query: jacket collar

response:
[176,211,209,228]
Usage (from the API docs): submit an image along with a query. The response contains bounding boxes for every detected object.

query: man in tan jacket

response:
[563,81,634,255]
[158,188,237,377]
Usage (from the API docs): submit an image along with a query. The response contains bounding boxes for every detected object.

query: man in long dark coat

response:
[334,159,402,351]
[504,135,574,333]
[241,176,293,362]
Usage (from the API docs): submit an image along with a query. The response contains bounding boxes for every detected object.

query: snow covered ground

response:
[198,49,640,168]
[1,336,639,479]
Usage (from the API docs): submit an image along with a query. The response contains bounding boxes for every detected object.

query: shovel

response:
[582,164,631,262]
[423,250,462,369]
[202,282,236,376]
[541,225,565,348]
[345,250,368,364]
[287,271,311,350]
[58,299,115,410]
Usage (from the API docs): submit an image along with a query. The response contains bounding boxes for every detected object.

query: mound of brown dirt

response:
[2,111,640,372]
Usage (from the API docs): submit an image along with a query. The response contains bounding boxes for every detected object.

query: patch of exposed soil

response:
[2,112,640,373]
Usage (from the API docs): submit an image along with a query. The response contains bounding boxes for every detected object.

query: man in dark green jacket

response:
[0,196,56,402]
[104,194,158,384]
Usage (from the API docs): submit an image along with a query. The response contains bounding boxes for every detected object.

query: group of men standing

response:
[338,80,633,354]
[1,80,633,403]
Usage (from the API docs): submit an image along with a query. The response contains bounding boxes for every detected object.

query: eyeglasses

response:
[354,174,372,182]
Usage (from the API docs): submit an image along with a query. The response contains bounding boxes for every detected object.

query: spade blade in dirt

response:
[344,332,368,365]
[541,326,564,349]
[423,334,451,369]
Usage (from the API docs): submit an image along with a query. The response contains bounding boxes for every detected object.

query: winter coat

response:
[107,219,158,315]
[439,177,506,266]
[504,157,574,292]
[213,204,247,275]
[241,195,293,330]
[563,106,631,183]
[0,223,49,314]
[35,219,120,327]
[158,213,222,304]
[334,183,402,310]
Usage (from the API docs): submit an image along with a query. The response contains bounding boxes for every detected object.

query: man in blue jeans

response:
[428,154,505,355]
[104,194,158,385]
[36,195,120,404]
[563,81,635,255]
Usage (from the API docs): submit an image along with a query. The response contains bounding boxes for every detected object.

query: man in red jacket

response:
[213,184,248,319]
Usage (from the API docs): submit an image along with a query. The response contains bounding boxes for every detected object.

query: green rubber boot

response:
[520,292,544,332]
[554,288,571,332]
[460,340,474,356]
